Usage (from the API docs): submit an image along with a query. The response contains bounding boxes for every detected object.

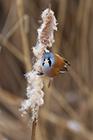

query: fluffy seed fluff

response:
[33,8,57,59]
[20,8,57,122]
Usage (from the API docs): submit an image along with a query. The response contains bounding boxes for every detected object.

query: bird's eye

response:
[42,62,44,66]
[48,58,52,67]
[42,58,46,66]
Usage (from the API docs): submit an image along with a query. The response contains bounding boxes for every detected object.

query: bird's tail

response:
[60,59,70,73]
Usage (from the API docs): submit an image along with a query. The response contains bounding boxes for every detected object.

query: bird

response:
[40,51,70,77]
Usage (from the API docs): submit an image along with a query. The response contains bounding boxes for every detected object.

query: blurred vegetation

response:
[0,0,93,140]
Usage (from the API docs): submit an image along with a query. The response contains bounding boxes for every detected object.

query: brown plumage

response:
[47,53,70,77]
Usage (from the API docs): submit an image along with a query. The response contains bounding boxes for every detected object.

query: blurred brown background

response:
[0,0,93,140]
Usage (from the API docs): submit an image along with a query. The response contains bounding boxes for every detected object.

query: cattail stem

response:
[31,118,37,140]
[20,8,57,139]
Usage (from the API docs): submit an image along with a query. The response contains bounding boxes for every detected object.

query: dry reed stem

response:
[5,15,28,39]
[46,87,93,140]
[55,0,67,52]
[41,110,93,140]
[0,14,28,64]
[0,34,24,62]
[52,88,79,121]
[0,88,22,119]
[17,0,32,71]
[69,67,90,96]
[48,86,81,122]
[36,124,43,140]
[70,68,93,109]
[31,118,37,140]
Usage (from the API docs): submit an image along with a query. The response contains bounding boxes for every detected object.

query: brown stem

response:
[31,118,37,140]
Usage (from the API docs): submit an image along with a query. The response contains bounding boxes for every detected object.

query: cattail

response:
[33,8,57,59]
[20,8,57,122]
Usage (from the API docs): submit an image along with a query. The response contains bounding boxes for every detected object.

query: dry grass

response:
[0,0,93,140]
